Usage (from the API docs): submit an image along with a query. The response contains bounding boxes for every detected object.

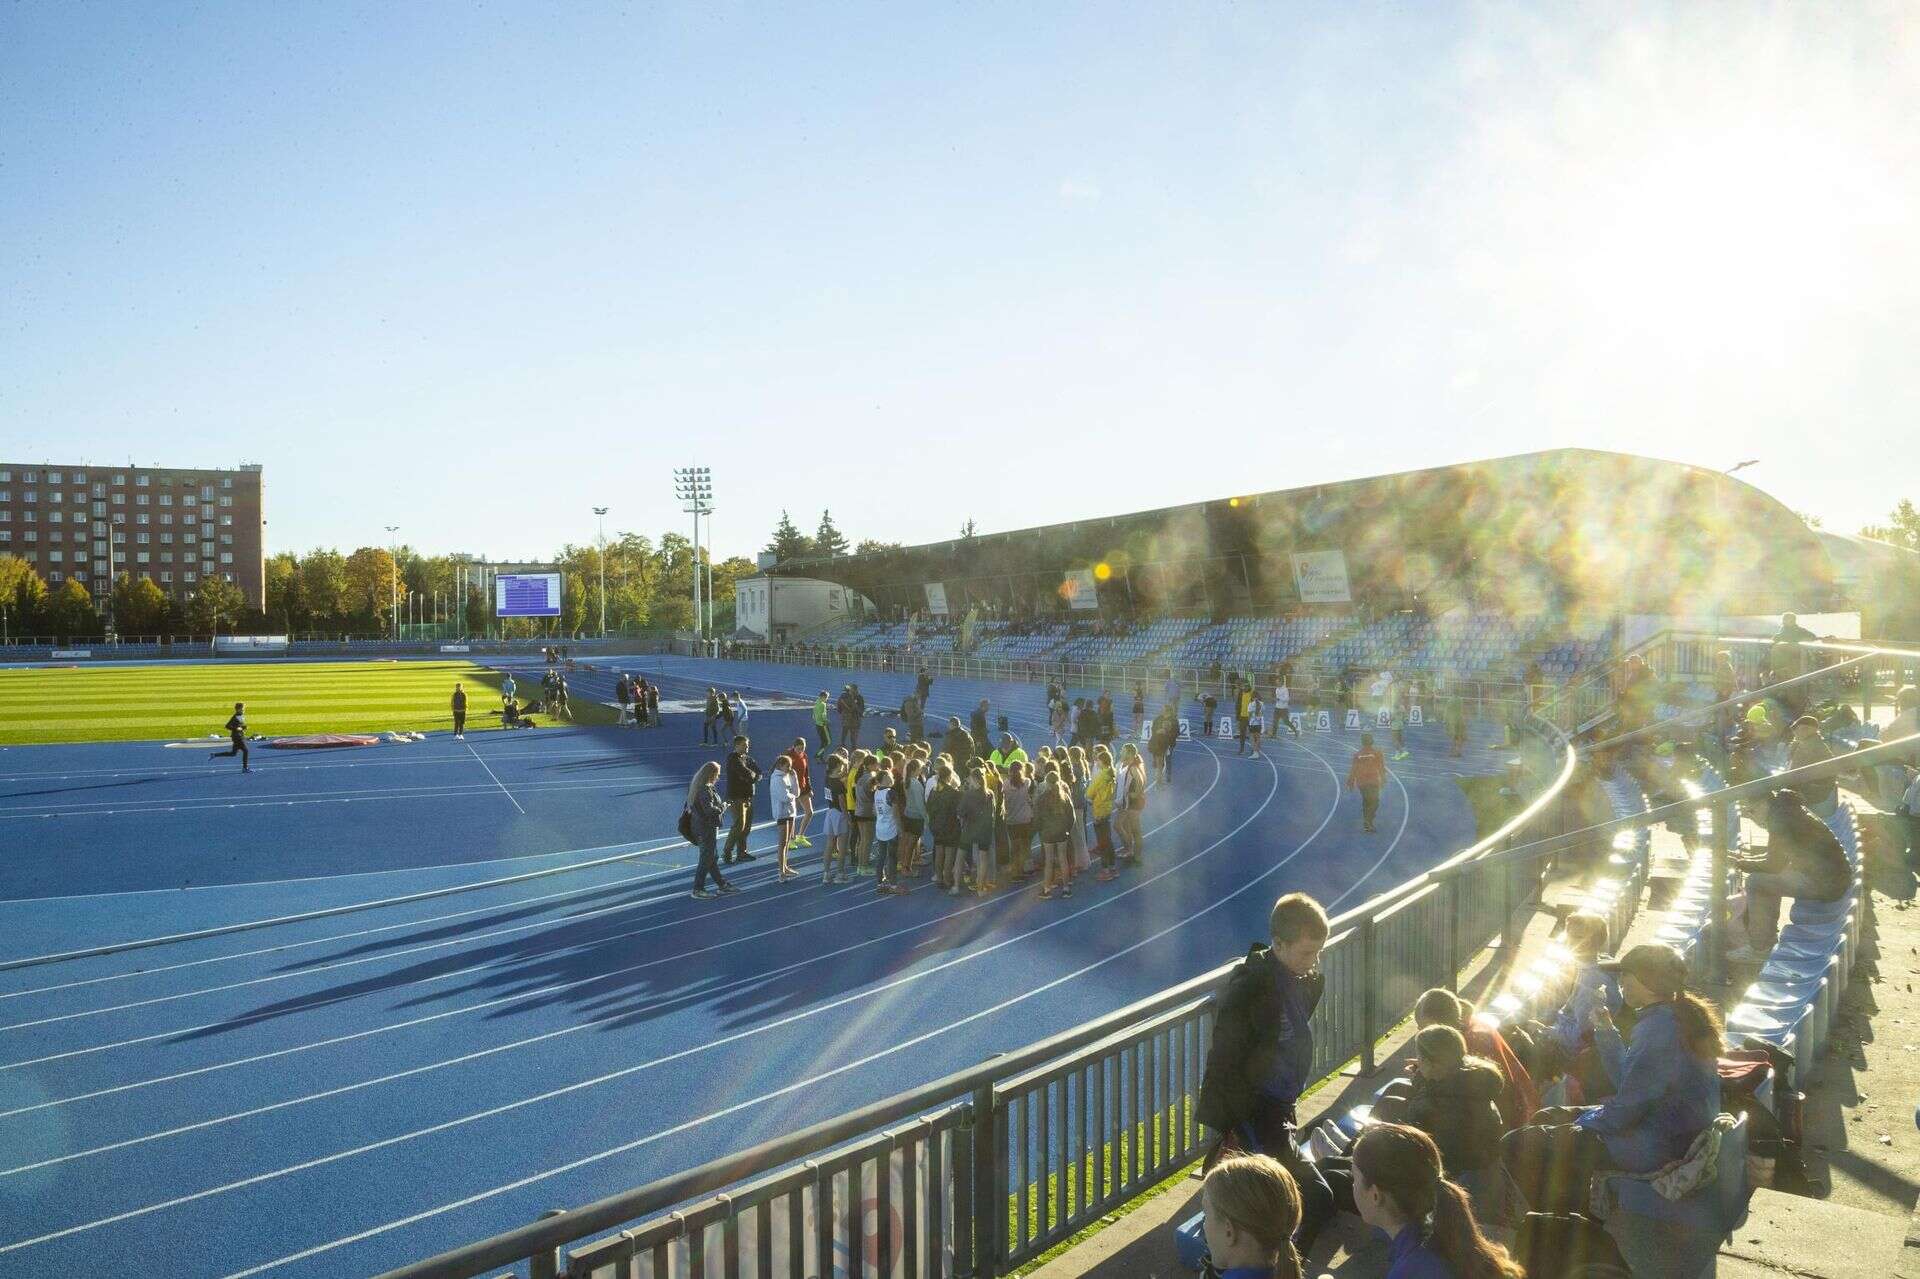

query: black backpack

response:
[677,807,696,845]
[1512,1211,1631,1279]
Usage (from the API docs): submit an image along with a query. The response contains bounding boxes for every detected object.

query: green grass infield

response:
[0,660,616,746]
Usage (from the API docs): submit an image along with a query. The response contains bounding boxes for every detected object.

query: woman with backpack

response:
[684,762,734,900]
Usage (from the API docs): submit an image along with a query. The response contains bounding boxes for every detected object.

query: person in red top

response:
[1412,988,1540,1130]
[789,736,814,850]
[1346,733,1386,833]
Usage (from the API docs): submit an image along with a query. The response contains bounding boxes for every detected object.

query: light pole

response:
[385,525,399,637]
[672,468,713,640]
[593,506,609,637]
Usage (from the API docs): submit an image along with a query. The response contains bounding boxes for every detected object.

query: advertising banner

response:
[924,582,949,616]
[1291,549,1352,604]
[1062,568,1099,611]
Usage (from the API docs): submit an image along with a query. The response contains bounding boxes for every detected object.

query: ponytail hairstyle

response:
[1202,1154,1304,1279]
[1352,1125,1523,1279]
[1672,991,1725,1060]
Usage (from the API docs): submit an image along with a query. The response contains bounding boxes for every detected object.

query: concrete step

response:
[1720,1188,1909,1279]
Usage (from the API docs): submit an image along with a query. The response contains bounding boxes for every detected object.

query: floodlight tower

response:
[592,506,610,637]
[385,525,400,637]
[672,468,714,640]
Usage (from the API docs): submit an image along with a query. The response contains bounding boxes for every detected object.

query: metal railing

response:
[380,708,1577,1279]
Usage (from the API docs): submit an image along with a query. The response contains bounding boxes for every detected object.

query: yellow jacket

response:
[1087,766,1116,819]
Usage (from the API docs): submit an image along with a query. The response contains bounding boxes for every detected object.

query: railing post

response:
[1445,874,1462,995]
[970,1078,1000,1278]
[1709,801,1731,988]
[1498,833,1517,954]
[1359,916,1378,1075]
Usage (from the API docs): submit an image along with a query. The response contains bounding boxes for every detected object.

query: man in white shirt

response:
[1272,680,1298,737]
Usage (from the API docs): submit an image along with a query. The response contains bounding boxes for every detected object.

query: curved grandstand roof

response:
[773,448,1836,618]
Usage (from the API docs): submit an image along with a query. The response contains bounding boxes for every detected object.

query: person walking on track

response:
[685,762,734,899]
[813,691,832,749]
[722,735,762,864]
[703,687,723,744]
[210,701,251,772]
[838,684,866,749]
[451,682,468,739]
[1347,732,1386,833]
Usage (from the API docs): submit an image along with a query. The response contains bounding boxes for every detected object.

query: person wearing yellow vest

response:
[989,733,1028,770]
[1235,681,1254,755]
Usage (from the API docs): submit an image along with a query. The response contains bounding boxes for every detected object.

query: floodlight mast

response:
[672,468,715,644]
[592,507,610,637]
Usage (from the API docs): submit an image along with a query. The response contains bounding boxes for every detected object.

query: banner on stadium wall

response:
[1291,550,1351,604]
[924,582,949,616]
[1062,568,1099,611]
[439,644,471,653]
[213,635,290,653]
[51,649,93,659]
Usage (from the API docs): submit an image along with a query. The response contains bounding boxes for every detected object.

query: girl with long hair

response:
[1200,1154,1303,1279]
[1351,1124,1524,1279]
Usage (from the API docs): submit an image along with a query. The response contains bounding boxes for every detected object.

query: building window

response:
[0,531,9,543]
[222,477,233,488]
[111,513,125,525]
[23,490,36,503]
[183,533,197,545]
[24,531,36,543]
[137,552,150,564]
[0,471,8,481]
[48,511,61,524]
[92,483,105,498]
[113,531,125,544]
[220,552,233,564]
[47,472,60,484]
[93,542,105,555]
[113,473,125,485]
[219,496,234,508]
[112,493,124,506]
[220,515,233,527]
[161,572,173,583]
[137,475,150,487]
[0,491,8,503]
[136,494,148,506]
[200,485,214,499]
[220,533,233,546]
[91,501,105,516]
[22,471,36,482]
[161,552,173,563]
[0,511,9,523]
[160,494,172,507]
[49,550,63,563]
[137,514,149,525]
[137,532,150,544]
[161,532,173,544]
[48,572,62,583]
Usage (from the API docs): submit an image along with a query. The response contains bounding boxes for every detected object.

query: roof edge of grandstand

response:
[767,446,1792,573]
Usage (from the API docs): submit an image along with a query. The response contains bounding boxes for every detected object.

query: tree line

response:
[0,528,759,640]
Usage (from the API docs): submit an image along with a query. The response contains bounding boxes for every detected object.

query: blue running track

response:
[0,655,1504,1277]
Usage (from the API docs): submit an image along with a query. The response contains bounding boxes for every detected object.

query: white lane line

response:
[0,832,794,1045]
[216,740,1328,1278]
[0,746,1212,1082]
[0,737,1266,1259]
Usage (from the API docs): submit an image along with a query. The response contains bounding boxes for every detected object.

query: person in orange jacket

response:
[1347,732,1386,833]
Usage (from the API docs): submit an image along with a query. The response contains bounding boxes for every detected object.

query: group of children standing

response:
[612,673,662,727]
[784,734,1152,899]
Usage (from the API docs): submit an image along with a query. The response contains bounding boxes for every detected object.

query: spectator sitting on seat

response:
[1410,988,1537,1130]
[1200,1154,1304,1279]
[1351,1124,1525,1279]
[1501,943,1721,1213]
[1786,715,1839,818]
[1725,788,1851,963]
[1397,1025,1508,1180]
[1547,912,1623,1100]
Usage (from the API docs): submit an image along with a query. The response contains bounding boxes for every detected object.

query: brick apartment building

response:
[0,461,265,611]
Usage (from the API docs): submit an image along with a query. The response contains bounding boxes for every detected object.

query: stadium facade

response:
[0,460,266,609]
[768,449,1840,623]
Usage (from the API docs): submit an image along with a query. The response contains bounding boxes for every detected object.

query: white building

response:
[733,576,866,641]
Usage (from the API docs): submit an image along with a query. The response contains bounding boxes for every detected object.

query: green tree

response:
[854,539,902,556]
[814,510,850,558]
[1860,498,1920,552]
[111,573,171,634]
[48,578,100,637]
[0,556,48,634]
[343,547,401,627]
[187,575,247,633]
[959,518,977,539]
[299,549,350,627]
[765,510,815,563]
[265,553,304,631]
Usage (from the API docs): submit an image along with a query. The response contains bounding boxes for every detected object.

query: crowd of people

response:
[1195,892,1728,1276]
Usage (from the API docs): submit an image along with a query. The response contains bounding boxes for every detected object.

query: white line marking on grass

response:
[0,740,1267,1260]
[216,744,1333,1279]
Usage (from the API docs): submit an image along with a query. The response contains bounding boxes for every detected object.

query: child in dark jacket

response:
[1729,788,1851,959]
[1401,1025,1507,1175]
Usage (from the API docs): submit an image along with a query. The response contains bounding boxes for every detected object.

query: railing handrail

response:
[1588,650,1883,754]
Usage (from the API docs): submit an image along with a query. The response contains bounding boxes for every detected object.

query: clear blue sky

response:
[4,2,1915,561]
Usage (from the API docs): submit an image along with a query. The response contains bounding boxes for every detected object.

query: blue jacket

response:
[1574,1000,1719,1172]
[1384,1225,1455,1279]
[1552,962,1623,1053]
